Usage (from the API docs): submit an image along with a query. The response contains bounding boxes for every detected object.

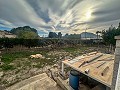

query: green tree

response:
[48,32,58,38]
[18,31,38,39]
[101,24,120,45]
[10,26,39,39]
[96,31,101,39]
[58,32,62,38]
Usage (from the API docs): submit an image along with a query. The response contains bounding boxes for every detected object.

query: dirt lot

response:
[0,46,109,89]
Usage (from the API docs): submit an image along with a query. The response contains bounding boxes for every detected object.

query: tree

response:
[101,24,120,45]
[18,31,38,39]
[10,26,39,39]
[118,22,120,29]
[48,32,53,38]
[58,32,62,38]
[96,31,101,39]
[48,32,58,38]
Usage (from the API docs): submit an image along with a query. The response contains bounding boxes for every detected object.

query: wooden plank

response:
[78,53,103,68]
[62,53,114,87]
[96,62,106,68]
[101,66,109,76]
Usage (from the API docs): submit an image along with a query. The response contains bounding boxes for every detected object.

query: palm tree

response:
[96,31,101,49]
[96,31,101,39]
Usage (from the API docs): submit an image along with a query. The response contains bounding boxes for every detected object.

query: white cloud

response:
[0,0,120,35]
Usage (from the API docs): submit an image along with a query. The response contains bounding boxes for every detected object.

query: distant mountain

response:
[10,26,40,39]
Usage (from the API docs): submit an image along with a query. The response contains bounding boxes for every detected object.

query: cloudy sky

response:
[0,0,120,36]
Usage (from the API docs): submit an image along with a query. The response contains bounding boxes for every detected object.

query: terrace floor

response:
[6,73,61,90]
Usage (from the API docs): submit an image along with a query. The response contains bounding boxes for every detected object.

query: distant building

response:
[81,37,102,40]
[0,31,16,38]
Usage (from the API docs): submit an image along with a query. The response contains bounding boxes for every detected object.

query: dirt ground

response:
[0,46,112,89]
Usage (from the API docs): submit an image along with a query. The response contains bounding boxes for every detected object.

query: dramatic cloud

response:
[0,0,120,36]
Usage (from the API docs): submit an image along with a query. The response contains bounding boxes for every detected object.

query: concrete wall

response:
[111,36,120,90]
[0,31,16,38]
[4,35,16,38]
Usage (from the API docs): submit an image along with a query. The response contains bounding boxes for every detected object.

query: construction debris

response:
[78,53,103,68]
[30,54,44,59]
[84,68,90,74]
[101,66,109,76]
[96,62,106,68]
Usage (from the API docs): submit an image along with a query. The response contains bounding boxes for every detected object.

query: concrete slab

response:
[6,73,60,90]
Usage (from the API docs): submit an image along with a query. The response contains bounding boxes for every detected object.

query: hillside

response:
[10,26,39,39]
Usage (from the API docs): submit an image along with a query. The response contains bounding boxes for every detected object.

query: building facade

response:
[0,31,16,38]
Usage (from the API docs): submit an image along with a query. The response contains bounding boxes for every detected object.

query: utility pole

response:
[84,28,87,44]
[85,28,87,40]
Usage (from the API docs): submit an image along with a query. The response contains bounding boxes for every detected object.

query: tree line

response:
[48,32,62,38]
[99,23,120,46]
[1,23,120,49]
[0,38,98,49]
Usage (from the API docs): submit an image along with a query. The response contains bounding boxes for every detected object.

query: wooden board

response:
[62,53,114,87]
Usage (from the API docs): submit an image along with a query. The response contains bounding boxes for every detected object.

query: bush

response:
[0,64,15,71]
[1,57,14,64]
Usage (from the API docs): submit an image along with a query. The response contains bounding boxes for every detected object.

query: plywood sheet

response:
[62,53,114,87]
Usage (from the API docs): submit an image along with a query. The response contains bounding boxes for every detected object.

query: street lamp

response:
[85,28,87,40]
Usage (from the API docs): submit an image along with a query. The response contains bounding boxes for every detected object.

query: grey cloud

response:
[0,0,120,35]
[0,22,6,26]
[89,11,120,24]
[91,0,120,23]
[26,0,51,23]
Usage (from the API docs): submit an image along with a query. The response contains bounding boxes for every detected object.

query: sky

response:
[0,0,120,36]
